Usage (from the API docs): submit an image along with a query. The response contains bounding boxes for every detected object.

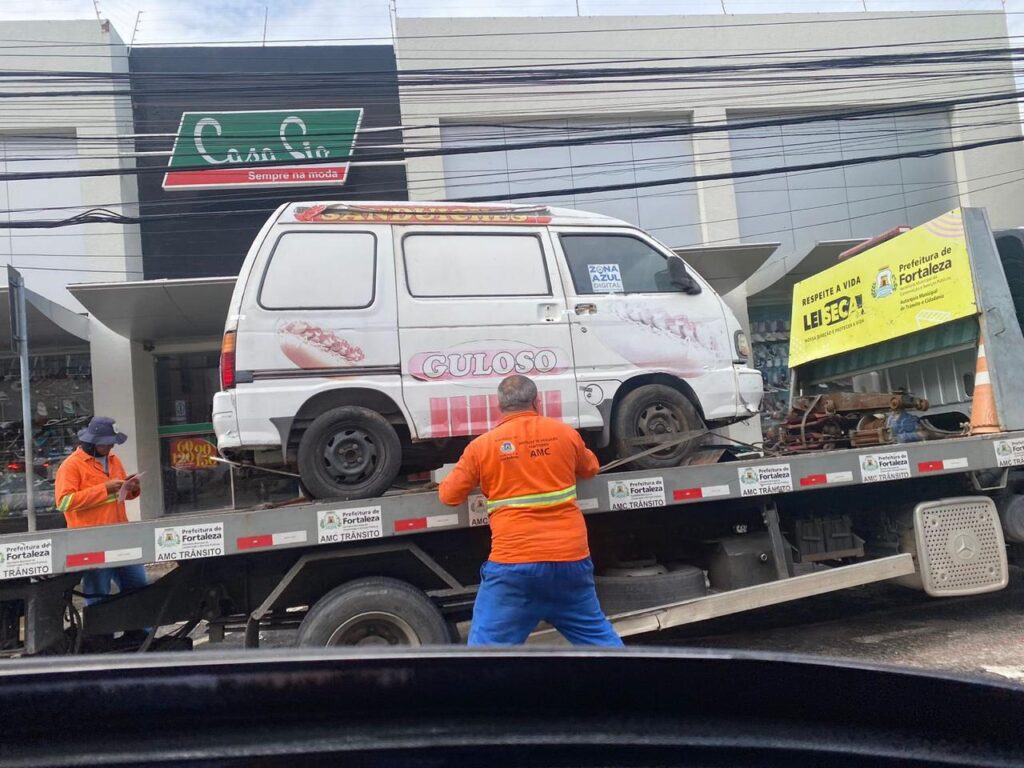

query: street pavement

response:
[192,566,1024,682]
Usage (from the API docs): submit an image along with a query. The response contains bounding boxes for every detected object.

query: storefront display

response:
[0,353,93,519]
[156,353,297,514]
[749,306,791,437]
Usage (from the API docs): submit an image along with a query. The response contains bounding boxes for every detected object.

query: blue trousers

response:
[468,557,624,647]
[82,564,148,607]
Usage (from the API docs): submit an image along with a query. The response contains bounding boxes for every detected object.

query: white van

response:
[213,202,762,499]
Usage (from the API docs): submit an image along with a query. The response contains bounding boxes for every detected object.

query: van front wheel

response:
[612,385,704,469]
[297,406,402,499]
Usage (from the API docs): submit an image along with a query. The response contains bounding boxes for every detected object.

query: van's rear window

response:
[259,231,377,309]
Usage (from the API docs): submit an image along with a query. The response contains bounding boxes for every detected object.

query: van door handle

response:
[574,303,597,315]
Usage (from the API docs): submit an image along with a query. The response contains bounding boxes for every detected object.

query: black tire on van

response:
[296,577,452,647]
[297,406,402,500]
[612,384,704,469]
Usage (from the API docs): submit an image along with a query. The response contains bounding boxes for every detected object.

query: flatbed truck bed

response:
[0,430,1017,654]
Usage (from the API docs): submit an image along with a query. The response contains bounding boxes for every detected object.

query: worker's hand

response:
[105,479,124,494]
[124,476,140,493]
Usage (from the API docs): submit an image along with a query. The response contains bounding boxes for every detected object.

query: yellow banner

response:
[789,209,977,367]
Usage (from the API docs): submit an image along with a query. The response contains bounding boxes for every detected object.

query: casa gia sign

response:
[162,108,362,191]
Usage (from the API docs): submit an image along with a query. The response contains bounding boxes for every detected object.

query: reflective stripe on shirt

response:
[486,484,577,513]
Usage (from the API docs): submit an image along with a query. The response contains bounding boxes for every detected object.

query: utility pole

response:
[92,0,102,22]
[7,267,35,533]
[575,0,580,16]
[389,0,398,42]
[262,6,269,47]
[128,10,143,53]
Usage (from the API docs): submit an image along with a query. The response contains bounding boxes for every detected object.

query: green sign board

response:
[163,108,362,191]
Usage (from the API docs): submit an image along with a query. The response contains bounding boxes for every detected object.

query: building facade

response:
[0,19,143,523]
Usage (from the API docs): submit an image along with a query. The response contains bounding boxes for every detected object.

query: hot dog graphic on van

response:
[278,320,365,368]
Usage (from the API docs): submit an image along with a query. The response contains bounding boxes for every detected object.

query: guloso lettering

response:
[414,348,563,381]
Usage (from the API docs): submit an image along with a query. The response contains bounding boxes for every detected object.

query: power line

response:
[8,164,1024,277]
[0,93,1012,219]
[3,86,1022,183]
[1,127,1020,228]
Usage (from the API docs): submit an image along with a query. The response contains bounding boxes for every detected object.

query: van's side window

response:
[403,233,551,298]
[559,234,679,295]
[259,231,376,309]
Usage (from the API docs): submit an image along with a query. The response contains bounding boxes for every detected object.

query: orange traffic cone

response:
[970,343,1000,435]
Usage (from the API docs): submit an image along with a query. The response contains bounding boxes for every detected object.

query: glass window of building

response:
[440,117,702,248]
[156,353,298,515]
[0,352,92,526]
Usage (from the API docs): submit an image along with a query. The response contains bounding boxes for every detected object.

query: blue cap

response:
[78,416,127,446]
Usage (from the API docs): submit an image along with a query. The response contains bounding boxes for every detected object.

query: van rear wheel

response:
[297,406,402,499]
[612,385,704,469]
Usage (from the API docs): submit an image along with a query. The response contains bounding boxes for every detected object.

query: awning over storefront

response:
[672,242,780,295]
[0,288,90,353]
[747,239,866,306]
[68,277,236,342]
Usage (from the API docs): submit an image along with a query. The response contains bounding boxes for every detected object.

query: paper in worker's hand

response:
[118,472,145,503]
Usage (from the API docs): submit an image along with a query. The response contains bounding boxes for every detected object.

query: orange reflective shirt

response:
[439,410,600,564]
[54,447,139,528]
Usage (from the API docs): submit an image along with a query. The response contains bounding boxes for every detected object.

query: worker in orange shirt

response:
[439,375,623,646]
[55,416,144,606]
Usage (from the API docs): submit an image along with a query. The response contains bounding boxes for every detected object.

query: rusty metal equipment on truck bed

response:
[768,391,932,453]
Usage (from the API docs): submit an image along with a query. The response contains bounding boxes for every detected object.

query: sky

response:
[0,0,1019,47]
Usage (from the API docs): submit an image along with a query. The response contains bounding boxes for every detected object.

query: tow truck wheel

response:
[297,406,402,500]
[296,577,452,647]
[612,384,704,469]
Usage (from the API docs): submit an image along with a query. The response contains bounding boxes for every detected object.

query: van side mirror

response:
[668,257,702,295]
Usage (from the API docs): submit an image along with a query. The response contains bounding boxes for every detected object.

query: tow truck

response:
[0,207,1022,654]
